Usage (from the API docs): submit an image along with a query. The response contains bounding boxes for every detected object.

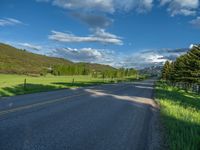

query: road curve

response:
[0,79,160,150]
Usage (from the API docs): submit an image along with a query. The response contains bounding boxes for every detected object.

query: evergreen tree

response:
[162,61,171,80]
[161,45,200,84]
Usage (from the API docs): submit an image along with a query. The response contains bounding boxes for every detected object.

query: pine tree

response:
[162,45,200,84]
[162,61,171,80]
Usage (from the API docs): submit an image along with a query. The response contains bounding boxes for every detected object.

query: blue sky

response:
[0,0,200,68]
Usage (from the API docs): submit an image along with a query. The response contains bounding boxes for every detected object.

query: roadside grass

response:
[155,81,200,150]
[0,74,137,97]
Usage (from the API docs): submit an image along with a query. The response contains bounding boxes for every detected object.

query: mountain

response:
[139,66,162,77]
[0,43,115,75]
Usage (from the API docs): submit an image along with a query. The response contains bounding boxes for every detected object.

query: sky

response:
[0,0,200,68]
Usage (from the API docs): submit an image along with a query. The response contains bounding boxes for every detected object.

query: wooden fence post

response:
[24,78,26,90]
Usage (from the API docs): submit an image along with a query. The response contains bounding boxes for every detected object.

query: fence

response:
[166,81,200,94]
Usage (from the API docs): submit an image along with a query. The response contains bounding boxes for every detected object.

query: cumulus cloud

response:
[190,16,200,27]
[50,46,188,69]
[142,48,188,60]
[115,0,153,13]
[121,48,188,68]
[37,0,153,13]
[18,43,43,51]
[53,0,114,13]
[122,52,167,69]
[160,0,199,16]
[37,0,200,17]
[0,18,23,26]
[52,47,115,64]
[48,28,123,45]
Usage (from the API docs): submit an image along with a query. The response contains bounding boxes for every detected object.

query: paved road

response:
[0,79,159,150]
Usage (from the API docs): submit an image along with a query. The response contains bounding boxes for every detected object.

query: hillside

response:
[77,62,116,72]
[0,43,115,75]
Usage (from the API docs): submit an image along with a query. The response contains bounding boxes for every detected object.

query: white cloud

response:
[48,28,123,45]
[190,16,200,27]
[37,0,200,17]
[122,52,167,69]
[52,47,115,64]
[50,46,188,69]
[189,44,195,49]
[93,28,120,39]
[120,47,188,68]
[160,0,199,16]
[18,43,43,51]
[0,18,23,26]
[117,0,153,13]
[53,0,114,13]
[38,0,153,13]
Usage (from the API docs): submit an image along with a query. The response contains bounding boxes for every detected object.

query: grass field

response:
[0,74,137,97]
[155,81,200,150]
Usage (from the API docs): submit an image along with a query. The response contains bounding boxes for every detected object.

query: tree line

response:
[50,64,138,78]
[161,45,200,89]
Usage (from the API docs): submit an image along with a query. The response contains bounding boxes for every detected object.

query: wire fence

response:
[166,81,200,94]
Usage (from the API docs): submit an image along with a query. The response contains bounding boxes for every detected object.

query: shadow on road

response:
[0,81,116,97]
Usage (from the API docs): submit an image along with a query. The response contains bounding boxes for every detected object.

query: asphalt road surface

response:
[0,79,160,150]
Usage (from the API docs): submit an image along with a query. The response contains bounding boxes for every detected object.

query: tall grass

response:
[155,81,200,150]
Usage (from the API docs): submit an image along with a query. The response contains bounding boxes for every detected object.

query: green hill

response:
[0,43,115,75]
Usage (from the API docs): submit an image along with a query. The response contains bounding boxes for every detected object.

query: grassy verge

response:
[155,81,200,150]
[0,74,137,97]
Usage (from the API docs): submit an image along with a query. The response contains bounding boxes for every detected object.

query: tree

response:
[161,45,200,85]
[162,61,171,80]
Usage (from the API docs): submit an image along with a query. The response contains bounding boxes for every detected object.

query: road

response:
[0,79,160,150]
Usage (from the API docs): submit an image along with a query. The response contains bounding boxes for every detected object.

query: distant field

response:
[0,74,136,97]
[156,82,200,150]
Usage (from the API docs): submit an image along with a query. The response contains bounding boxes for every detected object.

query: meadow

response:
[156,81,200,150]
[0,74,137,97]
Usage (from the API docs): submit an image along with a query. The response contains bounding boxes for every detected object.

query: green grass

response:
[0,74,137,97]
[155,81,200,150]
